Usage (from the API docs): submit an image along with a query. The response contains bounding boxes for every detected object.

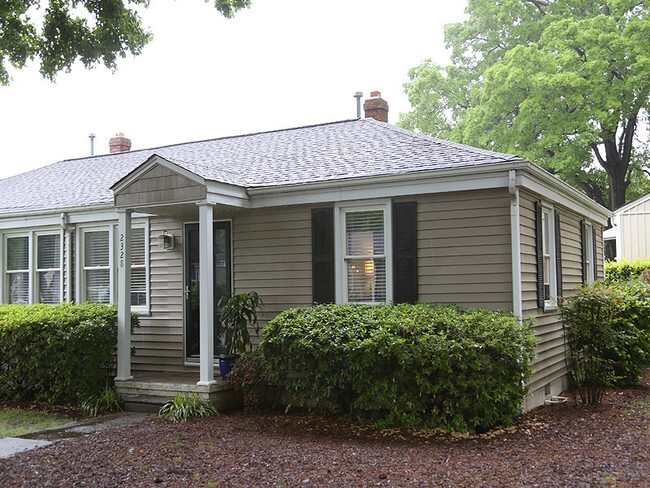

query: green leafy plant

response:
[559,281,650,404]
[258,302,536,432]
[81,388,124,417]
[158,393,218,422]
[0,303,139,404]
[217,291,263,355]
[605,258,650,284]
[227,348,273,411]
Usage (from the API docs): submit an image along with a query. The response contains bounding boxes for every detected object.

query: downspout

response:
[61,213,73,302]
[509,170,523,319]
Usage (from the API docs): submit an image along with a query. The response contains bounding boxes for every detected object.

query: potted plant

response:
[217,291,263,379]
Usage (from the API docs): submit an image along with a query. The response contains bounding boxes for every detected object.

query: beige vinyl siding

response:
[620,198,650,259]
[406,189,512,310]
[519,190,605,407]
[133,217,185,373]
[115,164,206,208]
[231,206,313,346]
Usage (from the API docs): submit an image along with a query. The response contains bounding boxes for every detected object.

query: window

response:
[129,228,147,307]
[582,221,596,284]
[83,230,111,303]
[336,202,392,304]
[36,234,61,304]
[6,236,29,304]
[536,201,557,309]
[4,232,62,305]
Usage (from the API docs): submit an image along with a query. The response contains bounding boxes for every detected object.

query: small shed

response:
[605,192,650,261]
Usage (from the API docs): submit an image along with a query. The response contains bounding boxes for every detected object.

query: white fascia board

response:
[612,191,650,216]
[111,154,205,193]
[0,206,150,230]
[248,163,519,208]
[520,168,611,224]
[205,181,250,208]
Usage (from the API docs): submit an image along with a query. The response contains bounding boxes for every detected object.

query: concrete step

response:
[123,395,173,414]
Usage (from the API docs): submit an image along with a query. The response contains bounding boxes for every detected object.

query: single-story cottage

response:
[0,93,611,410]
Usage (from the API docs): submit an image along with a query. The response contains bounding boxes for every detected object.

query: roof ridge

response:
[57,119,362,165]
[362,118,524,162]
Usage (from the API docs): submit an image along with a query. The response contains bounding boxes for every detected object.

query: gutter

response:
[509,170,523,318]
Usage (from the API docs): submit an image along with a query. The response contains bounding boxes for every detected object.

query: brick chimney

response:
[363,91,389,122]
[109,132,132,153]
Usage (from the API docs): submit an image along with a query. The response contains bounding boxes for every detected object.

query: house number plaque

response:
[119,234,125,268]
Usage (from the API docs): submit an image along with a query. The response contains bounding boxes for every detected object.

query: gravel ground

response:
[1,372,648,488]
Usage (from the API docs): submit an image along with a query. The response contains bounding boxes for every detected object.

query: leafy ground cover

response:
[0,408,76,438]
[1,371,649,487]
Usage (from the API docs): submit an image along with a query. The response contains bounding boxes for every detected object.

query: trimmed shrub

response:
[559,281,650,404]
[257,303,536,432]
[605,258,650,284]
[0,303,139,404]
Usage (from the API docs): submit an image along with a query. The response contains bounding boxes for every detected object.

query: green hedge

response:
[605,258,650,284]
[259,303,536,432]
[559,281,650,395]
[0,303,138,404]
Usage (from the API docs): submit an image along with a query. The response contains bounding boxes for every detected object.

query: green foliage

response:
[0,303,139,404]
[258,303,537,432]
[0,409,75,438]
[158,393,218,422]
[400,0,650,210]
[559,281,650,404]
[217,291,263,355]
[80,388,124,417]
[227,348,271,411]
[605,258,650,284]
[0,0,252,85]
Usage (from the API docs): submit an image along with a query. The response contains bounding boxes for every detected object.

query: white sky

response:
[0,0,467,180]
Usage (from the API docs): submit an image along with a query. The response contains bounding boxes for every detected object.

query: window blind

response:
[345,210,386,302]
[7,236,29,304]
[37,234,61,304]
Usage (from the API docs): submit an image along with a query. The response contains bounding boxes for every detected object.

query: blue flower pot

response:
[219,355,238,379]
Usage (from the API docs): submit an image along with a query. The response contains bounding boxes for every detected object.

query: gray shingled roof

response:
[0,118,523,214]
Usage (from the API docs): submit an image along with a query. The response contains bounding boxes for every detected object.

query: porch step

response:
[123,395,173,414]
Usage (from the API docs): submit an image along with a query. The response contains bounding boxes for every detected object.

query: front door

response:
[184,221,232,358]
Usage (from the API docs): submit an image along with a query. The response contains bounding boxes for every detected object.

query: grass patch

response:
[0,408,75,438]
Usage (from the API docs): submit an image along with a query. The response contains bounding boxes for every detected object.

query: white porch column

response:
[116,209,133,381]
[197,203,216,386]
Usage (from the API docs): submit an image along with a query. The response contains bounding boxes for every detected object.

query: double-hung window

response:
[4,232,62,304]
[542,207,555,303]
[337,202,392,303]
[36,234,61,304]
[83,230,111,303]
[536,201,558,310]
[129,227,147,307]
[6,236,30,304]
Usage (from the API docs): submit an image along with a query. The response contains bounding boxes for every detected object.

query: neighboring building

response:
[604,192,650,261]
[0,93,610,410]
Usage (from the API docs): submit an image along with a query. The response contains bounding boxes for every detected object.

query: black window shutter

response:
[535,200,545,308]
[592,225,598,281]
[580,219,588,282]
[392,201,418,304]
[554,210,563,298]
[311,207,335,304]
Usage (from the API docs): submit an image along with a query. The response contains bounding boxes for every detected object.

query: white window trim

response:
[542,204,557,311]
[77,225,114,305]
[3,228,64,305]
[585,222,595,284]
[334,199,393,304]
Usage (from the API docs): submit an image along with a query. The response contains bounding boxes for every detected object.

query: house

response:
[604,192,650,261]
[0,92,611,411]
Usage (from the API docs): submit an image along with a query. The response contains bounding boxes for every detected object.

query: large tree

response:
[0,0,251,85]
[399,0,650,209]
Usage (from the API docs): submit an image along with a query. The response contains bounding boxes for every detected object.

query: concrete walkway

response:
[0,412,149,459]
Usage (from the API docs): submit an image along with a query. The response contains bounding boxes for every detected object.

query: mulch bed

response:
[1,373,649,488]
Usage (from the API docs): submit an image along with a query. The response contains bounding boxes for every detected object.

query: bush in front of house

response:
[0,303,139,404]
[605,258,650,284]
[256,302,536,432]
[559,281,650,404]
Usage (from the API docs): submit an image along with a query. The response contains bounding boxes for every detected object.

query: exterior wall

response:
[405,189,513,310]
[520,190,605,410]
[619,198,650,259]
[133,217,185,373]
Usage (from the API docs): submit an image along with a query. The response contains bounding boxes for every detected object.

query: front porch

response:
[115,372,242,413]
